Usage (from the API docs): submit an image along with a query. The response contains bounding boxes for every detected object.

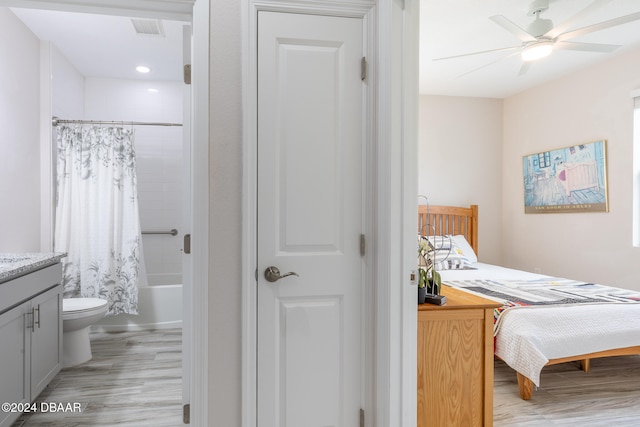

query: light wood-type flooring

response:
[12,328,640,426]
[494,356,640,426]
[13,329,182,426]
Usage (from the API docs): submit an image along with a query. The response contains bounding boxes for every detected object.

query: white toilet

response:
[62,298,109,368]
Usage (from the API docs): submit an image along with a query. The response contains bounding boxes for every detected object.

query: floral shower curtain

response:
[54,125,143,316]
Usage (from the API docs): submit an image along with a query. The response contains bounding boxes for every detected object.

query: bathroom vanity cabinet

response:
[0,258,63,427]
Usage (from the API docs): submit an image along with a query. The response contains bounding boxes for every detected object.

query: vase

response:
[418,286,426,304]
[427,280,440,295]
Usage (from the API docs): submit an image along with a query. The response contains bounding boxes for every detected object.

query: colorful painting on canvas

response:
[523,140,609,213]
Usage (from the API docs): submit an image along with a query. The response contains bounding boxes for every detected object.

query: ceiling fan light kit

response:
[434,0,640,77]
[521,41,553,61]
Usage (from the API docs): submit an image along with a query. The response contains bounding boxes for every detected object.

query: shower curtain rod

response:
[51,117,182,127]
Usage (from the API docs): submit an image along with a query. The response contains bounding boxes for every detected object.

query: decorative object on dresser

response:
[417,235,439,304]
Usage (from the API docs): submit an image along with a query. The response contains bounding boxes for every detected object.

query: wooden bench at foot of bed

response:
[513,345,640,400]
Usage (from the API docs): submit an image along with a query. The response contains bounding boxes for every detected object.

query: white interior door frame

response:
[371,1,420,425]
[187,1,209,425]
[375,1,420,426]
[241,1,376,426]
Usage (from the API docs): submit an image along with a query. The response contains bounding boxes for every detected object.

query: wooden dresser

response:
[417,285,500,427]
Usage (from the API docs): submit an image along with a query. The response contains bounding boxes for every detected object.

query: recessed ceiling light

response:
[136,65,151,74]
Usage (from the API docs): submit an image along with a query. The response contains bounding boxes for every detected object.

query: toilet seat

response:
[62,298,108,319]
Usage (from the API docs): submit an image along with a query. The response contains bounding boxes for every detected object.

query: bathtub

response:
[93,282,182,332]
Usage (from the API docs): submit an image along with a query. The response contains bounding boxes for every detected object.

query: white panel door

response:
[257,11,364,427]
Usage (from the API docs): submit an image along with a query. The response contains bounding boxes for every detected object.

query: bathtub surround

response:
[52,76,184,331]
[79,77,186,331]
[94,284,183,332]
[54,125,143,316]
[84,78,185,288]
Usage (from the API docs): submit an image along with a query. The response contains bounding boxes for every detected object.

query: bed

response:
[556,161,600,196]
[418,204,640,400]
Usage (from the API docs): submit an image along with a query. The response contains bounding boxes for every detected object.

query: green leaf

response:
[433,271,441,294]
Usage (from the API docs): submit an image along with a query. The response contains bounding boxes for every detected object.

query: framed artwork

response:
[523,140,609,213]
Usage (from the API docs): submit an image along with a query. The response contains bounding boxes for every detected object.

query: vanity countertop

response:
[0,253,66,284]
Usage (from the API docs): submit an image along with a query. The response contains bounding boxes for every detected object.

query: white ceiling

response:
[420,0,640,98]
[9,7,186,82]
[7,1,640,98]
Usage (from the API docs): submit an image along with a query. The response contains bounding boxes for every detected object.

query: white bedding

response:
[439,263,640,387]
[439,262,544,282]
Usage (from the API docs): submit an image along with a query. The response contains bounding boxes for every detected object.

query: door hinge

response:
[360,408,365,427]
[183,403,190,424]
[183,234,191,254]
[360,234,366,257]
[361,57,367,81]
[184,64,192,85]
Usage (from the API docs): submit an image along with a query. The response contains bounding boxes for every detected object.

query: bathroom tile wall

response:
[84,77,184,285]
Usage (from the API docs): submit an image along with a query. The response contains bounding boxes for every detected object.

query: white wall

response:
[44,42,86,252]
[51,45,84,120]
[419,95,503,264]
[0,8,41,251]
[503,47,640,290]
[0,8,85,253]
[84,77,184,286]
[209,0,242,423]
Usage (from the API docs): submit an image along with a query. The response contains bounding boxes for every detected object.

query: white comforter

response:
[439,264,640,386]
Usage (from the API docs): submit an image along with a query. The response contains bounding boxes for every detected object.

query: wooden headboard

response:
[418,205,479,256]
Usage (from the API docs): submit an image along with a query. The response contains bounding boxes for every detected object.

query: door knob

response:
[264,266,299,283]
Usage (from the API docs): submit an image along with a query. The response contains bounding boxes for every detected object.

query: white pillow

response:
[451,235,478,263]
[426,235,472,270]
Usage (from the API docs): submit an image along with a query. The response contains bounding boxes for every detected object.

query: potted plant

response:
[418,235,442,304]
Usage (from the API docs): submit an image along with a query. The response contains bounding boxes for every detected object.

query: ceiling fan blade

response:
[455,50,523,79]
[557,11,640,42]
[518,62,531,77]
[490,15,537,42]
[555,41,620,53]
[432,45,519,61]
[544,0,614,39]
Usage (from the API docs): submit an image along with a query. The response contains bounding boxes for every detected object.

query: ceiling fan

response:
[435,0,640,77]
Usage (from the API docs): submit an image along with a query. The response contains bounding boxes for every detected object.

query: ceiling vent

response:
[131,19,165,37]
